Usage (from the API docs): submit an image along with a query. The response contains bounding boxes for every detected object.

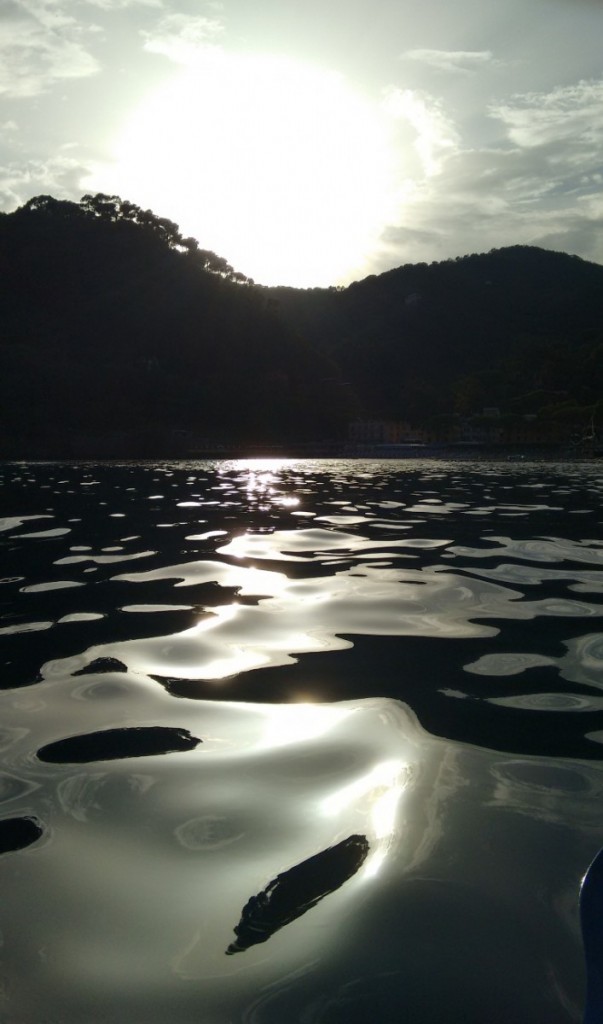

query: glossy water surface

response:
[1,458,603,1023]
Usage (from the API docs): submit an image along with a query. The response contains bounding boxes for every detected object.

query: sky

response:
[2,0,603,287]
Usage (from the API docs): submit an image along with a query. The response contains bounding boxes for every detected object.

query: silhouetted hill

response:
[0,195,350,456]
[266,247,603,430]
[1,194,602,457]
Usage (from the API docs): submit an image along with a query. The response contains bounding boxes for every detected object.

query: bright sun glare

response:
[89,52,401,287]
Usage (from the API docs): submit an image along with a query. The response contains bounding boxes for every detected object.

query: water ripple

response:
[2,460,603,1022]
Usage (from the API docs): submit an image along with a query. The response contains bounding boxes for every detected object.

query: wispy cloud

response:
[401,49,499,75]
[491,78,603,149]
[373,75,603,273]
[141,13,225,64]
[383,88,460,177]
[0,151,90,210]
[0,0,99,98]
[84,0,161,9]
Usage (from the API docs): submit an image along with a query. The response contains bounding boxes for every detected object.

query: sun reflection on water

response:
[257,701,355,750]
[322,758,411,879]
[221,459,304,511]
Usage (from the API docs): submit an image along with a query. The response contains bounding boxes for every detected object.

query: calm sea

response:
[1,458,603,1023]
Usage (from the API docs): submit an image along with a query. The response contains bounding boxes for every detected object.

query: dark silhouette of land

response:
[1,193,602,457]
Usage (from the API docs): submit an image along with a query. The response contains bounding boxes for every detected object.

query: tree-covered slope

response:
[266,246,603,426]
[0,195,349,455]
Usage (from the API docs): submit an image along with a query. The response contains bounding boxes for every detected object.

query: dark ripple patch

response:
[37,726,201,763]
[226,834,370,954]
[73,657,128,676]
[0,816,44,854]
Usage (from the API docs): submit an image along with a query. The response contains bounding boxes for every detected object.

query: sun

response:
[86,52,400,287]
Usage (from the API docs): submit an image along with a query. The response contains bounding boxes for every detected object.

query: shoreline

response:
[2,441,601,463]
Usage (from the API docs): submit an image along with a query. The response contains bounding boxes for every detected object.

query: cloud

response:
[383,88,460,177]
[401,49,499,75]
[85,0,160,8]
[491,78,603,149]
[377,145,603,272]
[535,213,603,266]
[0,152,90,211]
[372,75,603,274]
[141,13,225,64]
[0,0,99,97]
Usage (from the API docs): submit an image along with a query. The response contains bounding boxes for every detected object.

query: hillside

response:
[266,247,603,433]
[0,195,349,457]
[1,194,602,456]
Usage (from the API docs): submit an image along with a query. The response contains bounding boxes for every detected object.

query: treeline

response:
[1,193,603,457]
[266,246,603,433]
[0,195,352,456]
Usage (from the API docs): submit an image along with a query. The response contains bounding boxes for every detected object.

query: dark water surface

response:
[1,458,603,1023]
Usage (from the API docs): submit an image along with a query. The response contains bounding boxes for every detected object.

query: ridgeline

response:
[1,193,602,457]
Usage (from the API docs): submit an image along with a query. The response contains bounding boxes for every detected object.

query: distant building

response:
[349,420,409,443]
[348,420,431,444]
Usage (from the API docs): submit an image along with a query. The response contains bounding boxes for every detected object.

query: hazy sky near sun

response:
[2,0,603,286]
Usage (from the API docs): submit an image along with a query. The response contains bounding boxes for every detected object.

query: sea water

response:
[1,458,602,1023]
